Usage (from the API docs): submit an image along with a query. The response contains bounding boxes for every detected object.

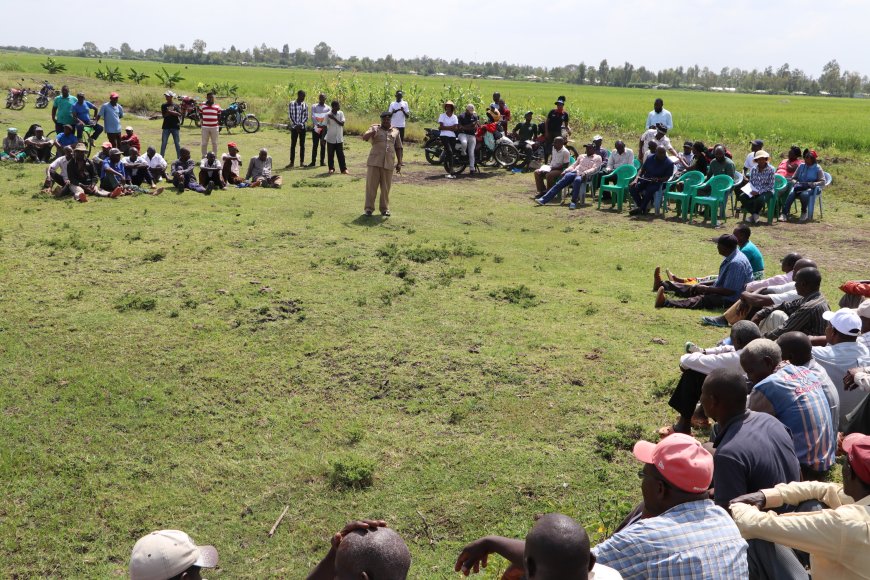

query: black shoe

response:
[365,210,373,216]
[307,162,316,167]
[629,208,643,216]
[382,210,391,217]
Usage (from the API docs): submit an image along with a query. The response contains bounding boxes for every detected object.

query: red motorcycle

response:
[179,95,201,126]
[5,83,27,110]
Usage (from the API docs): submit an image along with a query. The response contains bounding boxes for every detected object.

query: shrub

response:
[115,294,157,312]
[489,285,538,308]
[405,245,449,263]
[329,456,375,489]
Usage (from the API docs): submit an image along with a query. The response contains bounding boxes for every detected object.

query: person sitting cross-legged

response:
[455,513,623,580]
[655,234,753,310]
[589,434,748,579]
[199,151,226,190]
[660,320,762,436]
[42,145,73,194]
[730,433,870,580]
[171,147,211,194]
[144,146,168,183]
[246,148,282,188]
[752,267,829,339]
[535,143,602,209]
[741,338,836,480]
[628,143,674,216]
[24,125,54,163]
[306,519,411,580]
[2,127,27,162]
[99,148,128,197]
[221,142,246,185]
[123,148,163,195]
[66,142,113,201]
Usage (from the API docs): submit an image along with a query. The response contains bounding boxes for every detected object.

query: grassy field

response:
[0,57,868,578]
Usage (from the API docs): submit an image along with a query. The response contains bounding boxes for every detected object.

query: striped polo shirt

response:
[753,363,835,472]
[200,103,221,128]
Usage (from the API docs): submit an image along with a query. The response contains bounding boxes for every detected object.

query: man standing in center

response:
[287,90,308,168]
[199,92,221,159]
[362,112,403,217]
[309,93,329,167]
[388,90,409,141]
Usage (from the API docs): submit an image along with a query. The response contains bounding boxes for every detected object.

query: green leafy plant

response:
[127,68,150,85]
[154,67,185,88]
[329,456,375,489]
[40,57,66,74]
[94,66,123,83]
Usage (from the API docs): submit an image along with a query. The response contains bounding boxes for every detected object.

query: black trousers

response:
[661,281,732,310]
[310,130,326,165]
[131,171,154,187]
[668,369,708,420]
[397,127,405,141]
[327,142,346,172]
[440,136,456,160]
[290,128,306,164]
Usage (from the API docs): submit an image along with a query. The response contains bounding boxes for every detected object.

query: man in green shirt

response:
[707,145,737,180]
[51,85,77,134]
[734,224,765,280]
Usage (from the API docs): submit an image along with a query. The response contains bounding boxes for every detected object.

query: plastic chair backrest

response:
[774,174,788,192]
[706,174,734,201]
[613,164,638,186]
[633,158,641,169]
[680,171,706,187]
[823,172,832,187]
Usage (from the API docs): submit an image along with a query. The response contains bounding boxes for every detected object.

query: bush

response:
[115,294,157,312]
[329,456,375,490]
[489,285,538,308]
[0,61,24,72]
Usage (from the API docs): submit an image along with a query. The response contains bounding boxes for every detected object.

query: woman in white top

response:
[438,100,459,162]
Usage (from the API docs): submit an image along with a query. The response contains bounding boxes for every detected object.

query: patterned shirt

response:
[714,249,754,304]
[288,100,308,128]
[758,291,830,340]
[566,154,603,177]
[749,164,776,195]
[749,363,836,472]
[592,499,748,579]
[200,103,222,128]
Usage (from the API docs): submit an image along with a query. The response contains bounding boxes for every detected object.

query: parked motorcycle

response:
[34,80,56,109]
[180,95,201,127]
[5,84,27,110]
[220,99,260,133]
[515,132,579,170]
[422,127,443,165]
[476,123,519,169]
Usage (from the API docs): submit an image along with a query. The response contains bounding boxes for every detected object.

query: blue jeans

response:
[539,171,590,204]
[161,128,181,159]
[782,184,813,215]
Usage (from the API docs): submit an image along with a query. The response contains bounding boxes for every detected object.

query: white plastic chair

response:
[806,172,831,220]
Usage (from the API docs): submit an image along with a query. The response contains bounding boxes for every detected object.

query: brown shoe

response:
[653,266,662,291]
[666,268,676,282]
[655,287,667,308]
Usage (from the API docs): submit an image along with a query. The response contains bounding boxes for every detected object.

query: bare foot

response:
[109,187,123,198]
[666,269,677,282]
[151,187,164,196]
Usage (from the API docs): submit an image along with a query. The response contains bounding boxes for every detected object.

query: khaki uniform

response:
[364,125,402,213]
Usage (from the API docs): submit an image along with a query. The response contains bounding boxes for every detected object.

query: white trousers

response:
[201,126,219,157]
[458,133,476,170]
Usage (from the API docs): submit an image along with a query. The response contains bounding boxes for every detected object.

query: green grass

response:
[0,61,868,577]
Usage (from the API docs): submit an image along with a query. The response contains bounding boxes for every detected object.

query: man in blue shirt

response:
[96,92,124,149]
[628,144,673,215]
[53,124,78,154]
[733,224,765,279]
[71,92,103,142]
[656,234,753,310]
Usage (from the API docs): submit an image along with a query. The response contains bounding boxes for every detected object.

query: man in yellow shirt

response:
[730,433,870,579]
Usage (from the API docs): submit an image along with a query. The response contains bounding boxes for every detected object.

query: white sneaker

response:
[779,213,788,222]
[799,212,808,222]
[751,213,760,223]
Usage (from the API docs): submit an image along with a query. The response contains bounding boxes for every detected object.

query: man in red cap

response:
[591,433,748,578]
[731,433,870,579]
[221,142,245,185]
[96,92,124,148]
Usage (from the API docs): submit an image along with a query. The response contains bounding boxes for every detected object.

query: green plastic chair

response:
[633,158,641,169]
[688,175,734,226]
[597,164,637,212]
[663,171,705,220]
[770,174,790,222]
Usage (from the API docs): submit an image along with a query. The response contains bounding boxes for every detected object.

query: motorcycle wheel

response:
[494,143,519,169]
[224,114,239,129]
[423,138,443,165]
[10,98,25,111]
[477,147,497,168]
[35,97,48,109]
[242,115,260,134]
[566,145,579,159]
[443,154,467,176]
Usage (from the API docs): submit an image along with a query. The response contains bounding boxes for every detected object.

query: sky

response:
[5,0,869,78]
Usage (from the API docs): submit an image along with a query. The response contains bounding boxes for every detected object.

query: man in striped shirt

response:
[753,267,829,339]
[287,90,308,168]
[200,92,221,158]
[742,338,836,480]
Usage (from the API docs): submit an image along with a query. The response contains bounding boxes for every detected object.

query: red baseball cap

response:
[227,142,237,148]
[842,434,870,485]
[110,92,119,98]
[633,433,713,493]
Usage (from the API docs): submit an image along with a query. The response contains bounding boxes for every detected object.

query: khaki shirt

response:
[364,125,402,169]
[732,481,870,579]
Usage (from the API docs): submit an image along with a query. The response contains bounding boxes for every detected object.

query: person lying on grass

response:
[306,519,411,580]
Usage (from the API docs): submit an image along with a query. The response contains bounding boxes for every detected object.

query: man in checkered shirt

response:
[592,434,748,579]
[287,90,308,168]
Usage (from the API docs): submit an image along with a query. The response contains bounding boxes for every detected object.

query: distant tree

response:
[41,57,66,74]
[313,42,336,67]
[576,62,586,84]
[843,71,862,97]
[598,59,609,85]
[120,42,133,58]
[384,54,397,72]
[192,39,206,55]
[281,44,290,64]
[81,41,100,57]
[819,59,842,94]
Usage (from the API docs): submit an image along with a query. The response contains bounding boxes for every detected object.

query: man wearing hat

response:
[161,91,182,159]
[67,142,110,201]
[535,142,602,209]
[361,112,403,216]
[810,308,870,423]
[120,126,140,155]
[130,529,218,580]
[24,126,54,163]
[387,90,410,141]
[655,234,753,309]
[221,142,245,185]
[730,433,870,579]
[71,92,103,142]
[97,92,124,149]
[1,128,27,162]
[92,141,113,168]
[543,98,570,163]
[591,433,748,578]
[638,123,676,162]
[740,149,776,223]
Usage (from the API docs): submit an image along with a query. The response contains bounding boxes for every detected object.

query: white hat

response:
[125,126,134,131]
[858,299,870,319]
[130,530,218,580]
[593,134,603,141]
[823,309,862,337]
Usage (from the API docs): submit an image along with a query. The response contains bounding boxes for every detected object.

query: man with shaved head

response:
[752,267,829,339]
[742,338,836,480]
[307,519,411,580]
[777,331,840,432]
[454,513,621,579]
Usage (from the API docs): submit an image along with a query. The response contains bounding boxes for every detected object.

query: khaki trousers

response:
[759,310,788,335]
[365,165,393,213]
[724,300,750,325]
[201,126,219,157]
[534,169,562,194]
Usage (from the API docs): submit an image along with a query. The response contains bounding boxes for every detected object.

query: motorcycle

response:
[220,99,260,134]
[441,123,520,176]
[515,132,579,171]
[180,95,201,126]
[5,84,27,110]
[422,127,443,165]
[34,80,55,109]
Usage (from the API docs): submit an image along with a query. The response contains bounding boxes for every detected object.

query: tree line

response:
[3,41,867,97]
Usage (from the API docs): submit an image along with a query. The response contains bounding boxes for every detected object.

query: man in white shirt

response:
[42,145,73,192]
[638,124,677,162]
[534,137,570,194]
[744,139,763,175]
[438,101,459,167]
[605,140,634,172]
[221,142,244,184]
[325,100,348,175]
[661,320,762,436]
[811,309,870,422]
[309,93,330,167]
[387,90,409,141]
[645,98,673,130]
[144,146,168,182]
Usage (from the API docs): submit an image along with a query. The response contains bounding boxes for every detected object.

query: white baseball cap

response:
[130,530,218,580]
[823,308,862,337]
[858,299,870,319]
